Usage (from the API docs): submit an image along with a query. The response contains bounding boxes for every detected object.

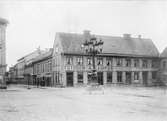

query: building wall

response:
[0,21,7,76]
[16,49,45,83]
[159,58,167,85]
[52,54,159,86]
[33,57,52,86]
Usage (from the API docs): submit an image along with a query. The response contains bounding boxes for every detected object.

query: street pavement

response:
[0,84,167,121]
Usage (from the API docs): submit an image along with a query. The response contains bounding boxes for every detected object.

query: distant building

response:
[12,30,165,87]
[31,48,52,86]
[0,18,8,76]
[52,31,160,87]
[16,48,47,84]
[8,66,17,84]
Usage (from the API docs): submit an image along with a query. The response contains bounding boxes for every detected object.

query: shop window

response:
[77,72,83,83]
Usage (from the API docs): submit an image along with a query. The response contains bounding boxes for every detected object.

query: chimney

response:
[123,34,131,40]
[83,30,91,41]
[138,35,141,39]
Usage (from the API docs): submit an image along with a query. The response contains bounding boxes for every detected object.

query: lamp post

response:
[82,36,103,85]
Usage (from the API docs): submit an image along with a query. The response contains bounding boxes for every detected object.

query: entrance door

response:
[142,72,148,86]
[126,72,131,84]
[97,72,103,85]
[66,72,73,86]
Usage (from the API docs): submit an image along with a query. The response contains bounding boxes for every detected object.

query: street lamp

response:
[82,35,104,85]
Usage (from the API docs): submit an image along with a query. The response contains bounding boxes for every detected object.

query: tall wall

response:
[0,18,7,76]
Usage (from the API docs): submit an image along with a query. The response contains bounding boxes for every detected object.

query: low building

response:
[32,48,52,86]
[52,30,160,87]
[16,48,47,84]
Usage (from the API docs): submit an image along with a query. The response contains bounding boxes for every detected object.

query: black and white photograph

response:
[0,0,167,121]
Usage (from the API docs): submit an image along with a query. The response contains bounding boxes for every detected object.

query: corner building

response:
[52,31,159,87]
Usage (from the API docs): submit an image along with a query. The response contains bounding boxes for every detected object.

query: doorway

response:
[97,72,103,85]
[66,72,74,87]
[126,72,131,84]
[142,72,148,86]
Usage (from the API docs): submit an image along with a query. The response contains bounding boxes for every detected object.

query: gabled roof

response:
[57,32,159,57]
[160,47,167,58]
[17,49,47,62]
[31,48,53,64]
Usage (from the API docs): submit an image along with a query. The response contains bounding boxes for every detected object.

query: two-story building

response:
[52,30,160,87]
[32,49,52,86]
[16,48,46,84]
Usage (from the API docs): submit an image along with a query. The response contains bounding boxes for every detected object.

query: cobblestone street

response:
[0,85,167,121]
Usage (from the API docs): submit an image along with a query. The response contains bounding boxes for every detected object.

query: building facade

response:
[52,31,160,87]
[158,47,167,85]
[32,49,52,86]
[0,18,8,76]
[16,48,46,84]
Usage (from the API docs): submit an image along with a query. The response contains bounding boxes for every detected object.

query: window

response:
[66,56,73,65]
[163,61,166,69]
[134,72,139,80]
[107,72,112,83]
[77,57,83,65]
[117,72,122,82]
[152,60,158,68]
[97,57,103,65]
[142,60,148,68]
[116,58,122,66]
[125,59,131,67]
[77,72,83,83]
[134,59,139,67]
[42,63,44,72]
[87,57,92,65]
[106,57,112,66]
[152,71,157,79]
[37,64,40,74]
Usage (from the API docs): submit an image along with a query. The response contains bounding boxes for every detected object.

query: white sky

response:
[0,0,167,69]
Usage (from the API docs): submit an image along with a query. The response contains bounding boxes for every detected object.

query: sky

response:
[0,0,167,69]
